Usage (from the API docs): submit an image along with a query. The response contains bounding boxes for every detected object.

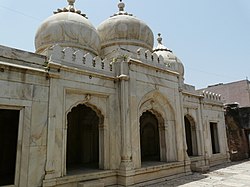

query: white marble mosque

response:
[0,0,229,186]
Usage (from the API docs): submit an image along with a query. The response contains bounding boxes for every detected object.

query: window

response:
[0,109,20,186]
[210,122,220,154]
[140,111,160,162]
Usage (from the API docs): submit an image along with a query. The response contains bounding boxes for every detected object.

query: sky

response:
[0,0,250,89]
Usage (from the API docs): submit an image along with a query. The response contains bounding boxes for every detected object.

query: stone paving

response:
[150,160,250,187]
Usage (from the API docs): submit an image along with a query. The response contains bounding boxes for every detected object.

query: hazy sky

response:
[0,0,250,89]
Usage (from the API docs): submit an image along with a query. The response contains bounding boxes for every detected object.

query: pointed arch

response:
[66,102,105,173]
[66,101,104,126]
[138,90,177,163]
[138,90,175,122]
[140,111,160,162]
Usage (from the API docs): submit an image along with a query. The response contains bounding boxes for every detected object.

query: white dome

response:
[154,34,184,76]
[35,1,100,55]
[97,1,154,51]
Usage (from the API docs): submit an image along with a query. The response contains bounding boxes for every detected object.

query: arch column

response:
[166,120,177,162]
[99,123,105,169]
[159,123,167,162]
[176,89,188,162]
[116,59,134,171]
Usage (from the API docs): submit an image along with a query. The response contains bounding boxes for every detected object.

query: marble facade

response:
[0,1,229,186]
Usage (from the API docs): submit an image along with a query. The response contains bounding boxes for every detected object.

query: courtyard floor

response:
[149,160,250,187]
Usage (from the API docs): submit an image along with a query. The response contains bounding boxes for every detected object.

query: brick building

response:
[204,80,250,107]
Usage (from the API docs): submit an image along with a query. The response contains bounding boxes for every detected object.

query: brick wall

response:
[225,104,249,161]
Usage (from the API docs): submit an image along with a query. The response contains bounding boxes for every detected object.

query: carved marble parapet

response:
[136,48,174,70]
[137,48,163,63]
[47,44,113,73]
[202,90,222,101]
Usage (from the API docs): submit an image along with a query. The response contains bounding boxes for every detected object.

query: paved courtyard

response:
[151,160,250,187]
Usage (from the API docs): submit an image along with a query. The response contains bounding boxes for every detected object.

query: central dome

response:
[35,0,100,55]
[97,1,154,52]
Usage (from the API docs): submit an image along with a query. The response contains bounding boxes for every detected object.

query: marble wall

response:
[0,46,49,186]
[0,45,229,186]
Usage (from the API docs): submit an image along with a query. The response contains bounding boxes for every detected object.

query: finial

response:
[54,0,87,18]
[153,33,173,53]
[67,0,75,6]
[157,33,163,44]
[118,0,125,12]
[111,0,133,17]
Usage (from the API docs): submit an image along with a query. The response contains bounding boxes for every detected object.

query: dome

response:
[97,1,154,52]
[35,0,100,55]
[153,34,184,76]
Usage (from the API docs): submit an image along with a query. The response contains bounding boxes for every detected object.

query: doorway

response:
[0,109,20,186]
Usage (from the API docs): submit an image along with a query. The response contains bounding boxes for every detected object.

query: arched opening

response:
[140,111,160,162]
[66,104,100,172]
[184,116,198,157]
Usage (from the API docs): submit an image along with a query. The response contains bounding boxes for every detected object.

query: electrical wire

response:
[0,4,248,83]
[0,5,42,22]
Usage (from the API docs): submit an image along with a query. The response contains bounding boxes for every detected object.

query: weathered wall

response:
[0,46,49,187]
[239,107,250,129]
[225,104,249,161]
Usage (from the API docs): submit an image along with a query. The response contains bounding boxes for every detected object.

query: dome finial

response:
[54,0,87,18]
[157,33,163,44]
[111,0,133,17]
[154,33,173,53]
[67,0,75,6]
[118,0,125,12]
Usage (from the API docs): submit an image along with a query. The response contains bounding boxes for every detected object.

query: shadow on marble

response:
[66,163,103,176]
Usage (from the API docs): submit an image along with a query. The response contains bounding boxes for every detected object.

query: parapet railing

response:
[46,44,114,74]
[136,48,176,70]
[202,90,222,101]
